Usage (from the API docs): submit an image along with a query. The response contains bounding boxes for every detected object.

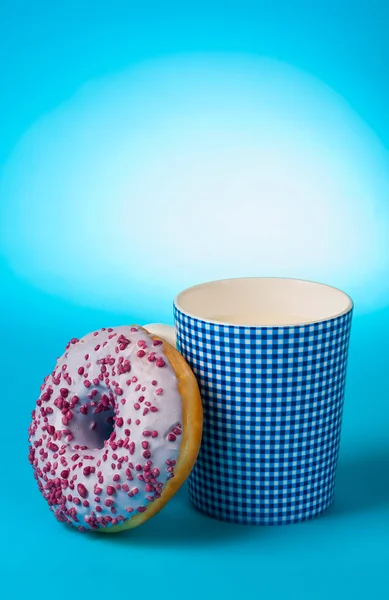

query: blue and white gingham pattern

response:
[174,306,353,525]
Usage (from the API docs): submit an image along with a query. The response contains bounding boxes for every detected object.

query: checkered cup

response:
[145,277,353,525]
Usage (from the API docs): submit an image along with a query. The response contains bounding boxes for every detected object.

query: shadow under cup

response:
[174,278,353,525]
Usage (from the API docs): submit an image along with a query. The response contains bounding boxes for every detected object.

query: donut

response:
[28,326,202,532]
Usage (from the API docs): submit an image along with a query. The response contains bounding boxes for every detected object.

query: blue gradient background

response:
[1,2,389,598]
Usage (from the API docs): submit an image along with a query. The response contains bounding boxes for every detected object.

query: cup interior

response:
[175,277,353,326]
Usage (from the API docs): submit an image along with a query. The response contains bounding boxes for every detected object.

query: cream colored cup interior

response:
[175,277,353,327]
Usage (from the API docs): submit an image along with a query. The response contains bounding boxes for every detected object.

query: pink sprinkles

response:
[28,326,182,532]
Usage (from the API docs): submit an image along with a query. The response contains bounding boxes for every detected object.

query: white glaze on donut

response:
[28,326,183,531]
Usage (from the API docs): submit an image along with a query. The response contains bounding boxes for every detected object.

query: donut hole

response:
[70,404,116,450]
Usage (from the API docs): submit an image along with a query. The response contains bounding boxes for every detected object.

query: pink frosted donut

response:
[28,326,202,532]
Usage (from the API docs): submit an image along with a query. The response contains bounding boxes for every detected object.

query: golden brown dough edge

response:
[99,326,203,533]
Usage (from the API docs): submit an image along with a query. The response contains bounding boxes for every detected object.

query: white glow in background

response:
[1,54,389,315]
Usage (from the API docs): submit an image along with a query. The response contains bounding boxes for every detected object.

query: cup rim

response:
[174,276,354,328]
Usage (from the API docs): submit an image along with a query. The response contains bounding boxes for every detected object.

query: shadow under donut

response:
[94,484,255,547]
